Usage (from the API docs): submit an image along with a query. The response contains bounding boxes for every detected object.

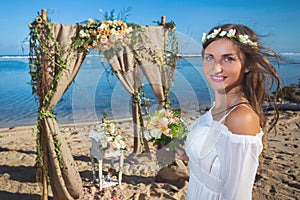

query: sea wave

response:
[0,54,104,62]
[280,52,300,56]
[0,55,30,65]
[0,55,30,59]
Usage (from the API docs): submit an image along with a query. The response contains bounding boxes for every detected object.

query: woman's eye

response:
[224,57,234,62]
[205,55,213,61]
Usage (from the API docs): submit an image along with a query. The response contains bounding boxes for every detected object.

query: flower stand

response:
[89,132,124,191]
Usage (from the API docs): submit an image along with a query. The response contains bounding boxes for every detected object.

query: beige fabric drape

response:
[37,24,86,200]
[135,26,171,105]
[104,26,170,153]
[104,46,148,153]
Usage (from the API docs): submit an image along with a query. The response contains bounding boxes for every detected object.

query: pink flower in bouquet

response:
[164,109,174,118]
[159,118,171,137]
[146,108,187,144]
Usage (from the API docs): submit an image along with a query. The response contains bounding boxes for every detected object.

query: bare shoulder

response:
[224,105,260,136]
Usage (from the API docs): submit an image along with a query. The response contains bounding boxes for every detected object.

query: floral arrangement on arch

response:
[98,115,127,151]
[144,109,188,149]
[72,18,133,52]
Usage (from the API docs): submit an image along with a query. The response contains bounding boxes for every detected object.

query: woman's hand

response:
[175,147,189,162]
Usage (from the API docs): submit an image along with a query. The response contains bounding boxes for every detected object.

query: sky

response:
[0,0,300,55]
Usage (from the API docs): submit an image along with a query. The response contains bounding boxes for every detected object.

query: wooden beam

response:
[161,16,166,25]
[42,9,47,22]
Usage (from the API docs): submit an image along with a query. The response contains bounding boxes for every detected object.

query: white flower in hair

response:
[251,41,258,47]
[202,27,258,49]
[202,33,207,43]
[238,34,249,44]
[227,29,236,38]
[219,30,227,37]
[238,34,258,48]
[210,28,221,38]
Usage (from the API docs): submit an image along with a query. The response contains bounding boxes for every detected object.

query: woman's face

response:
[202,38,248,93]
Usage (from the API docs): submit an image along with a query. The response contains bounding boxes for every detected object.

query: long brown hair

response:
[202,24,282,133]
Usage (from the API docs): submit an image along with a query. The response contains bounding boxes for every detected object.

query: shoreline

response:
[0,117,134,132]
[1,101,299,130]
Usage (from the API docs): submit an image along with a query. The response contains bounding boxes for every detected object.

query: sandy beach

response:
[0,109,299,200]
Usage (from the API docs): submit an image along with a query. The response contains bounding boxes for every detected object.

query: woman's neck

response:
[213,91,247,110]
[212,92,247,120]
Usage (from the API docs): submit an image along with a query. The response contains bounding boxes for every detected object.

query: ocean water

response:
[0,54,299,128]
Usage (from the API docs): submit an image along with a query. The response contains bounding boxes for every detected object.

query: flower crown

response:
[202,28,258,48]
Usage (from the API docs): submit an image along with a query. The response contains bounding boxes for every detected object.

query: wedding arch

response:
[28,9,178,199]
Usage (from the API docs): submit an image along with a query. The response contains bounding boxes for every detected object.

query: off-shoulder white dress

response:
[185,104,263,200]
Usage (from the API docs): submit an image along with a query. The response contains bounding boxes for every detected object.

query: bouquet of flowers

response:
[144,109,188,166]
[73,18,133,52]
[99,115,127,151]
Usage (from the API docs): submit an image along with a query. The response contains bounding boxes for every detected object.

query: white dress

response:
[185,104,263,200]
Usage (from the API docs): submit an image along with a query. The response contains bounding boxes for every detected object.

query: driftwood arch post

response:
[29,10,87,200]
[29,9,177,199]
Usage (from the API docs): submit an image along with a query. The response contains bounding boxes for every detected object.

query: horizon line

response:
[1,52,300,58]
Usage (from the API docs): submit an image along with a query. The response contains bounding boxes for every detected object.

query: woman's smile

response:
[210,75,227,82]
